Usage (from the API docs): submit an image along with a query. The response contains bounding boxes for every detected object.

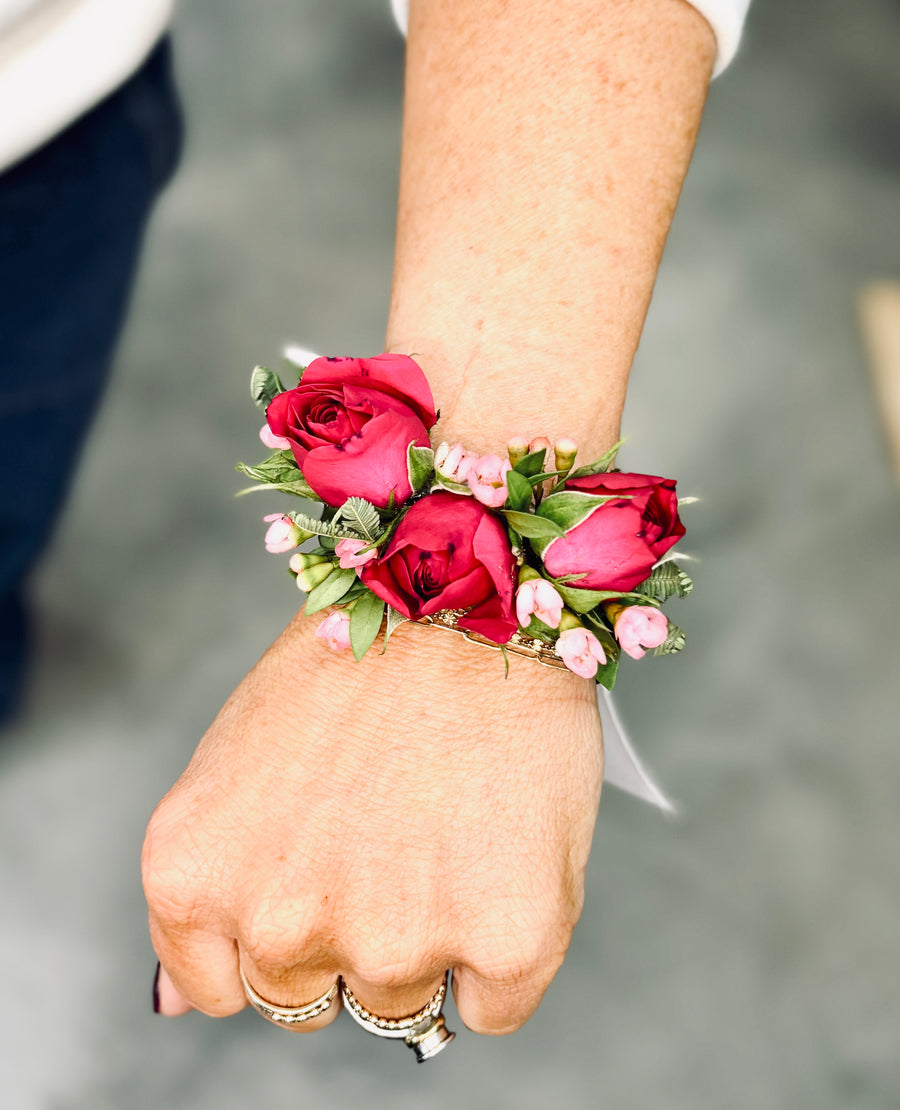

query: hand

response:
[142,610,603,1035]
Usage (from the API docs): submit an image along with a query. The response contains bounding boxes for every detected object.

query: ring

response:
[341,972,455,1062]
[240,966,340,1029]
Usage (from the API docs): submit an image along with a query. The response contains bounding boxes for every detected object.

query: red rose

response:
[360,492,518,644]
[541,472,685,592]
[265,354,437,508]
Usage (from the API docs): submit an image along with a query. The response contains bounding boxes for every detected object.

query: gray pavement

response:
[1,1,898,1107]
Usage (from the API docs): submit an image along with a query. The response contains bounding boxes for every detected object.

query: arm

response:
[144,0,714,1035]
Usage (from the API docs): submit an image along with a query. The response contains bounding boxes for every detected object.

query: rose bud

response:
[556,624,607,679]
[609,603,670,660]
[315,610,352,651]
[434,441,475,484]
[360,491,517,644]
[334,538,377,569]
[263,513,303,553]
[529,435,553,458]
[265,354,437,509]
[553,437,578,474]
[542,472,685,592]
[259,424,291,450]
[515,574,564,629]
[466,453,513,508]
[507,436,529,468]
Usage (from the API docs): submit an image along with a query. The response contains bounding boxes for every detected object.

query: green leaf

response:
[504,470,533,512]
[382,605,408,650]
[236,449,297,485]
[333,497,381,541]
[652,621,686,656]
[235,452,317,500]
[350,591,386,661]
[512,448,547,478]
[302,568,357,615]
[287,511,364,541]
[432,476,472,496]
[537,490,626,532]
[407,444,435,494]
[250,365,286,410]
[634,561,694,602]
[551,579,651,614]
[502,511,564,542]
[564,439,624,480]
[527,470,569,486]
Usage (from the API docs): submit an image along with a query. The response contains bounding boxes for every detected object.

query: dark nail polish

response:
[153,962,161,1014]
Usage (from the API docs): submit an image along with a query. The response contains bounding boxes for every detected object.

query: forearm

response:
[386,0,715,458]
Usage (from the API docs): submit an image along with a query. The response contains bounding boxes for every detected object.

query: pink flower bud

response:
[529,436,553,457]
[614,605,669,660]
[554,437,578,472]
[556,626,607,679]
[516,579,564,629]
[260,424,291,450]
[466,453,512,508]
[434,441,475,484]
[507,436,529,467]
[315,610,352,651]
[263,513,302,553]
[335,538,377,569]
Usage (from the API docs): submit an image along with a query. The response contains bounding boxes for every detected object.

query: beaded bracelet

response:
[237,352,693,689]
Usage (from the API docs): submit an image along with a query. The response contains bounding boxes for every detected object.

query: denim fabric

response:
[0,37,183,723]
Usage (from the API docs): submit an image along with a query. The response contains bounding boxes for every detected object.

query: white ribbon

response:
[597,688,675,813]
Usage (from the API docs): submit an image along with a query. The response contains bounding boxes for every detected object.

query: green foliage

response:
[302,568,357,615]
[504,470,533,512]
[564,439,623,480]
[652,621,686,656]
[502,511,564,543]
[287,510,365,541]
[537,490,623,532]
[512,447,547,478]
[635,561,694,603]
[407,444,435,494]
[350,591,386,661]
[550,580,640,614]
[235,450,316,499]
[382,605,408,649]
[250,365,286,410]
[333,497,381,541]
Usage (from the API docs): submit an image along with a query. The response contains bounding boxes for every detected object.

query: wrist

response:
[382,329,626,459]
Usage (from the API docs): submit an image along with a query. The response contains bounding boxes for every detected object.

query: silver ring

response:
[240,966,340,1029]
[341,972,455,1062]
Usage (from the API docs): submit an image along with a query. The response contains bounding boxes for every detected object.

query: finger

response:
[341,967,449,1024]
[452,956,563,1035]
[149,913,245,1017]
[238,951,342,1034]
[153,962,194,1017]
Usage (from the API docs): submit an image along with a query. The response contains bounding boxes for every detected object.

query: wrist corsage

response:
[237,352,693,689]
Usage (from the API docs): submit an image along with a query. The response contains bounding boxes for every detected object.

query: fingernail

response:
[153,962,161,1014]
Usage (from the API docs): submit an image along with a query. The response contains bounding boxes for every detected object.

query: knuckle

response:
[468,916,571,986]
[239,898,315,973]
[141,812,207,925]
[348,943,429,990]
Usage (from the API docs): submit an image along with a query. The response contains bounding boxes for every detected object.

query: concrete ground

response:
[1,0,898,1106]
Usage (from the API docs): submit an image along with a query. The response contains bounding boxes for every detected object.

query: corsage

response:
[237,352,693,689]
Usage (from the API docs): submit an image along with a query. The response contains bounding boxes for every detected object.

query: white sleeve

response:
[389,0,751,78]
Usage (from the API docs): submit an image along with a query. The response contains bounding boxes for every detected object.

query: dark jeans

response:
[0,38,183,723]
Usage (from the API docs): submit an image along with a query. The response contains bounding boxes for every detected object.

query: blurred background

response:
[1,0,898,1106]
